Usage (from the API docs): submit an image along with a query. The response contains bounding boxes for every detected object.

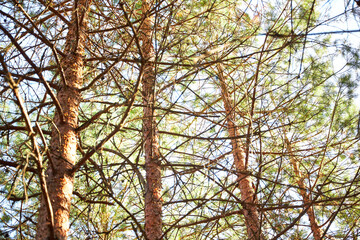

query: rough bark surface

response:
[217,64,263,240]
[36,1,91,239]
[285,137,323,240]
[140,1,163,240]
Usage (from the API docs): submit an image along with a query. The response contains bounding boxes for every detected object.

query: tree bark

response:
[285,137,323,240]
[36,1,91,239]
[216,64,263,240]
[140,1,162,240]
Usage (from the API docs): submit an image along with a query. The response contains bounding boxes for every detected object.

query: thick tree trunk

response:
[285,137,322,240]
[36,1,91,239]
[216,64,263,240]
[140,1,162,240]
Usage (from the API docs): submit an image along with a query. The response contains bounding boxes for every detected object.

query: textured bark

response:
[216,64,263,240]
[285,137,322,240]
[140,1,162,240]
[36,1,91,239]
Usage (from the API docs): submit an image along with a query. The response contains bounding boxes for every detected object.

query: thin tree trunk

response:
[140,1,162,239]
[36,1,91,239]
[285,137,323,240]
[216,64,263,240]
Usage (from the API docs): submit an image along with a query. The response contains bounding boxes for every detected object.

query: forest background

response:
[0,0,360,239]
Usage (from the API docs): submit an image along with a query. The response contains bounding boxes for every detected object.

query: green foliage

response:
[0,0,359,239]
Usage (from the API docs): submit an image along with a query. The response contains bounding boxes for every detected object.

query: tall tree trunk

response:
[216,64,263,240]
[285,137,323,240]
[36,1,91,239]
[140,1,162,240]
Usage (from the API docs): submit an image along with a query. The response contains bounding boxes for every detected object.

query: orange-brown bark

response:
[36,1,91,239]
[285,137,322,240]
[216,64,263,240]
[140,1,162,240]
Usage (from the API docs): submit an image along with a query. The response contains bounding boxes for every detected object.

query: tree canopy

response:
[0,0,359,239]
